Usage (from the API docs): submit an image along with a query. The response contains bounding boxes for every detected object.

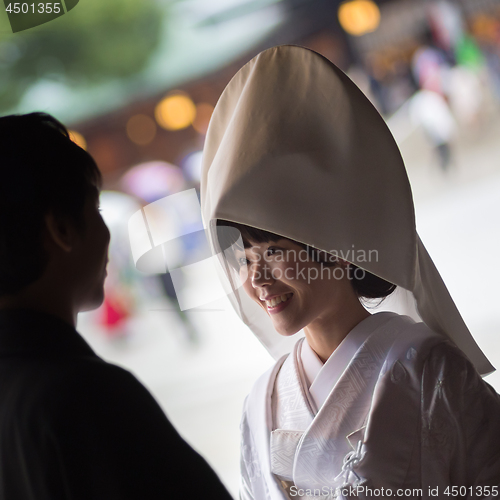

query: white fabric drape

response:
[201,45,492,375]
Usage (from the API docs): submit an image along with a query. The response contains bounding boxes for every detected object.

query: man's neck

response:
[0,289,76,328]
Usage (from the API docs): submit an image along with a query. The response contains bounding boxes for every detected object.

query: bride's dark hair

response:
[216,220,396,300]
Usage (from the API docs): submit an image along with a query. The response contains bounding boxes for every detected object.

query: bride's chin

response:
[274,325,302,337]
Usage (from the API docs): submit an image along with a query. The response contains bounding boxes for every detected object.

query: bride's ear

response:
[44,211,77,253]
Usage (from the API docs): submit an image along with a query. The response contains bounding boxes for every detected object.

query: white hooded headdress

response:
[201,45,493,375]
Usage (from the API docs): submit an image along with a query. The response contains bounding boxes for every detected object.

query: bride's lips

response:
[262,293,293,314]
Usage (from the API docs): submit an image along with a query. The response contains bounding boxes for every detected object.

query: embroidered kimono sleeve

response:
[421,342,500,495]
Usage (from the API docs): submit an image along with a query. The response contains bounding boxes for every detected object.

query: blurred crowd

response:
[355,2,500,169]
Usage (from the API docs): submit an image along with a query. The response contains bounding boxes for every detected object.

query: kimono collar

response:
[0,308,96,358]
[303,312,398,410]
[300,339,323,390]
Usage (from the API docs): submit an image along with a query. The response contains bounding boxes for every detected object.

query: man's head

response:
[0,112,109,316]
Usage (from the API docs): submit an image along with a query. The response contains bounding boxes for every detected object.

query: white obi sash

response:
[269,312,409,493]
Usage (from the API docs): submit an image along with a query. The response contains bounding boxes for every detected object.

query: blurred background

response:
[1,0,500,495]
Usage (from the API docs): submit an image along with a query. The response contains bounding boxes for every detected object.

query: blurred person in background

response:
[408,88,456,171]
[201,46,500,500]
[410,28,457,170]
[0,113,233,500]
[95,191,144,344]
[411,29,452,97]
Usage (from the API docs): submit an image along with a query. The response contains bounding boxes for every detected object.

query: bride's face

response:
[235,238,358,336]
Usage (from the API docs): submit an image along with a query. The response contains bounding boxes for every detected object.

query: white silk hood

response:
[201,45,493,375]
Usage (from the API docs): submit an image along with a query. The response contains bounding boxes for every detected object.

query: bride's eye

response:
[266,246,280,257]
[237,257,249,267]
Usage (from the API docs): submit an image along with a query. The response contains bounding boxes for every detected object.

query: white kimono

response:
[240,313,500,499]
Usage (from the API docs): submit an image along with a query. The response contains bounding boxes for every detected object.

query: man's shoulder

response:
[7,353,153,420]
[0,353,164,449]
[3,351,138,394]
[44,355,151,408]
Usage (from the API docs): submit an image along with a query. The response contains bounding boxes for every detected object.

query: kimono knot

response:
[334,440,367,488]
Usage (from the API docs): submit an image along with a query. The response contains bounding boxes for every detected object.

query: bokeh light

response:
[68,130,87,150]
[126,114,157,146]
[182,150,204,183]
[155,92,197,131]
[121,161,185,202]
[338,0,381,37]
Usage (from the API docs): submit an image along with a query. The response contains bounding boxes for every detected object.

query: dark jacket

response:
[0,309,233,499]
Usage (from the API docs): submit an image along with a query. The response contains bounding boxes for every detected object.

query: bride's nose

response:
[250,260,274,288]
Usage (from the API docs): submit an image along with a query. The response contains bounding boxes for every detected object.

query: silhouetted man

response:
[0,112,233,499]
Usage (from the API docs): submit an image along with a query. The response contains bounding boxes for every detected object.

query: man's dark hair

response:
[216,220,396,301]
[0,112,102,295]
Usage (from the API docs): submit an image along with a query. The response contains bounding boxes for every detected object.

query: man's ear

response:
[44,211,77,253]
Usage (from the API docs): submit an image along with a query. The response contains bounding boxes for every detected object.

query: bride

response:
[201,45,500,499]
